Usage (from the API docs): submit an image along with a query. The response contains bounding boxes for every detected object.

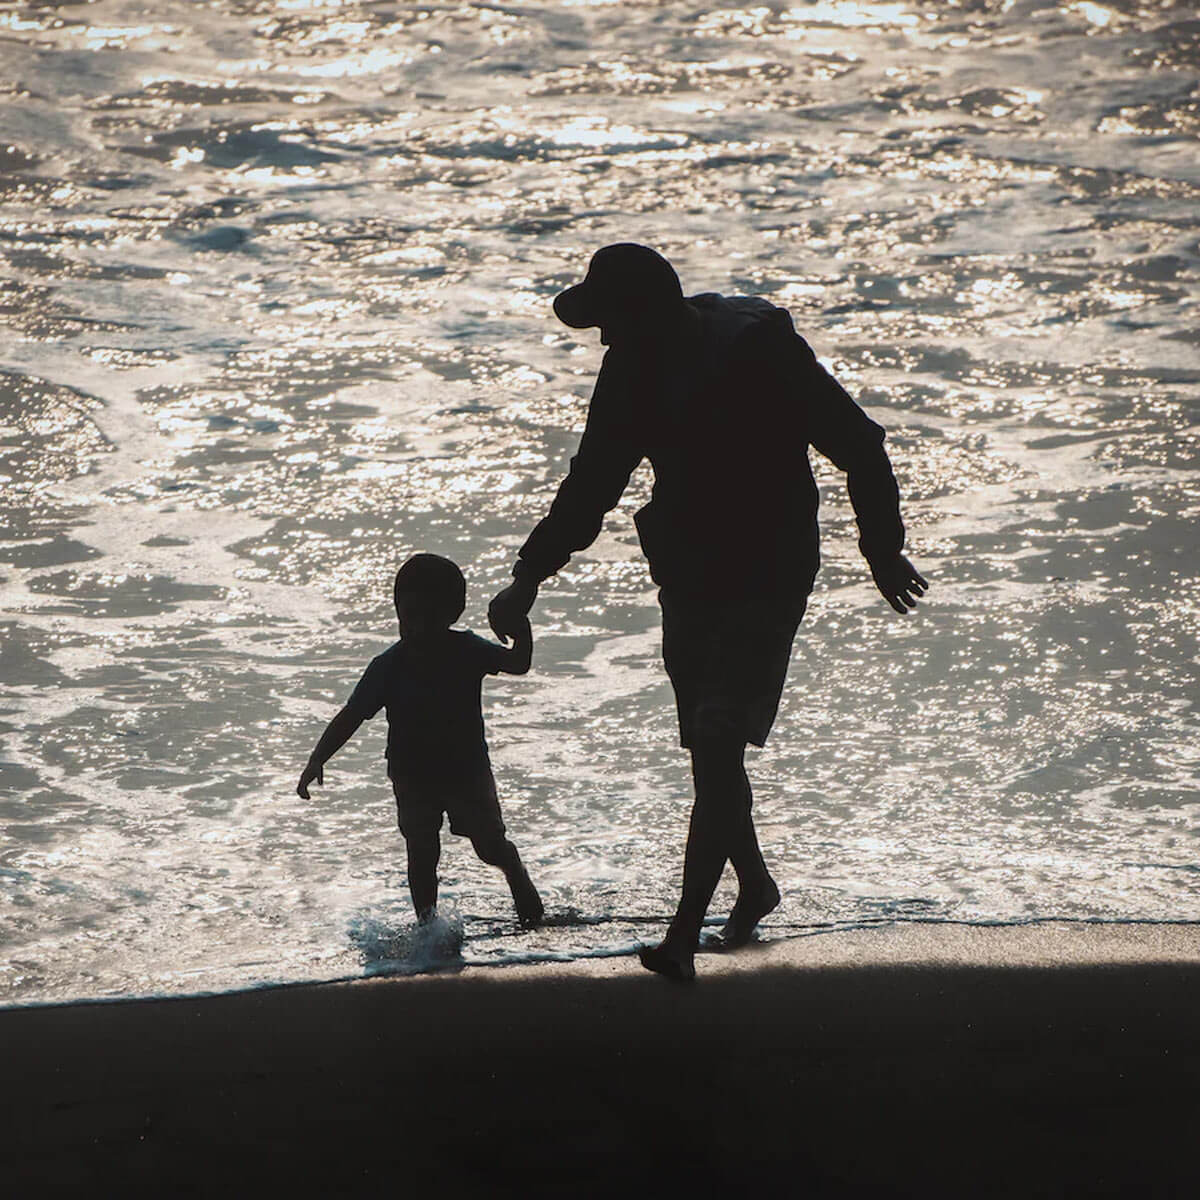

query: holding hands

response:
[488,576,538,644]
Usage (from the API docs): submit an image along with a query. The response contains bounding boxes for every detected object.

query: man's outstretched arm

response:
[490,353,642,640]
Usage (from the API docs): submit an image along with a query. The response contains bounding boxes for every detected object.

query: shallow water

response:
[1,0,1198,1005]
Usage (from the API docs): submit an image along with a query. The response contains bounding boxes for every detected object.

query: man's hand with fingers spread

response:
[869,554,929,614]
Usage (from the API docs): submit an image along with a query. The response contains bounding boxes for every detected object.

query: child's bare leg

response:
[471,834,544,928]
[405,830,440,922]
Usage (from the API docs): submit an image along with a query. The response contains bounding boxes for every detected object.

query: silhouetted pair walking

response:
[301,243,925,981]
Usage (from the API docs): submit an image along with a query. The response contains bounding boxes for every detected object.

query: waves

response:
[1,0,1198,1005]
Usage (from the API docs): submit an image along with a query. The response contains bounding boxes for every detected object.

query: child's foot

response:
[517,893,544,929]
[718,878,781,948]
[416,905,438,926]
[511,870,544,928]
[638,940,696,983]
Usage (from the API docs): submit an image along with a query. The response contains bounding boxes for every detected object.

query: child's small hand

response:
[297,761,324,799]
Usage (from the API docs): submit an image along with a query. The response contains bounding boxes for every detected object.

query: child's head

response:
[393,553,466,631]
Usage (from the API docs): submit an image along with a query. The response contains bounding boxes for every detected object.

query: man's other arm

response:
[778,330,927,612]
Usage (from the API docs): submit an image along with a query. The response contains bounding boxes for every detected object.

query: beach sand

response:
[4,923,1198,1197]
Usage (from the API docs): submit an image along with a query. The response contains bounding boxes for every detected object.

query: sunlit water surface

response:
[2,0,1198,1005]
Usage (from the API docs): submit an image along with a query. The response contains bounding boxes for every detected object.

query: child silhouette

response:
[298,553,543,927]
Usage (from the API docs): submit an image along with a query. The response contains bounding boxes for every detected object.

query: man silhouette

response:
[489,244,926,980]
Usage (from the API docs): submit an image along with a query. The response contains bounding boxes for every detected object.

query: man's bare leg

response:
[722,795,781,947]
[639,736,750,981]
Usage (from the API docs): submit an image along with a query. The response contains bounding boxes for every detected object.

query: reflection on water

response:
[1,0,1198,1004]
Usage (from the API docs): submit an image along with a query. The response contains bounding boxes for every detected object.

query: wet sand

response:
[4,923,1198,1197]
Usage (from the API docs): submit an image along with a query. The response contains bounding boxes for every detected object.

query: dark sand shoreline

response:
[5,923,1198,1197]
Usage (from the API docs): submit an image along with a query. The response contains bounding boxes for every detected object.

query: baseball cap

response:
[553,243,684,329]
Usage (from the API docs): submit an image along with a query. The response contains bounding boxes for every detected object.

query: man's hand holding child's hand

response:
[488,577,538,644]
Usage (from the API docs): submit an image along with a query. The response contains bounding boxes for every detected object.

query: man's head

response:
[393,553,466,631]
[553,244,684,345]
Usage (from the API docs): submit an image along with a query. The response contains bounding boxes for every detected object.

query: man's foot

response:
[638,941,696,983]
[718,878,781,948]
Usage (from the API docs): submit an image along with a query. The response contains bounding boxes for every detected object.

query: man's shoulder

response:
[688,291,789,321]
[687,293,810,366]
[691,292,782,316]
[690,292,797,339]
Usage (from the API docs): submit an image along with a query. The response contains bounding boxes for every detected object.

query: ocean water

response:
[1,0,1198,1006]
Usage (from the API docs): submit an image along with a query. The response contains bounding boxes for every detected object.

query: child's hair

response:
[393,553,466,624]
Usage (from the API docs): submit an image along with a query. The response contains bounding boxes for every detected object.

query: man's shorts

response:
[390,767,507,844]
[660,590,806,750]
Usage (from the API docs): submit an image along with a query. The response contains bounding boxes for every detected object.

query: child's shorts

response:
[390,767,507,844]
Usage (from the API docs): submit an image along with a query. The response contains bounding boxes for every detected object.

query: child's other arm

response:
[497,616,533,675]
[297,705,364,798]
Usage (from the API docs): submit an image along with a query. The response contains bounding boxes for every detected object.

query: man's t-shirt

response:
[516,293,905,601]
[345,630,509,782]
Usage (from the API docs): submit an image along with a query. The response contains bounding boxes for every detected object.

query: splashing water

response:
[350,905,465,979]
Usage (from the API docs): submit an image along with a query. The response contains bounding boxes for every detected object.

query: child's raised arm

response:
[497,616,533,675]
[297,705,364,798]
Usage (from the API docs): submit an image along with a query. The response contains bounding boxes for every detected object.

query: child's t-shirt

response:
[346,630,509,781]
